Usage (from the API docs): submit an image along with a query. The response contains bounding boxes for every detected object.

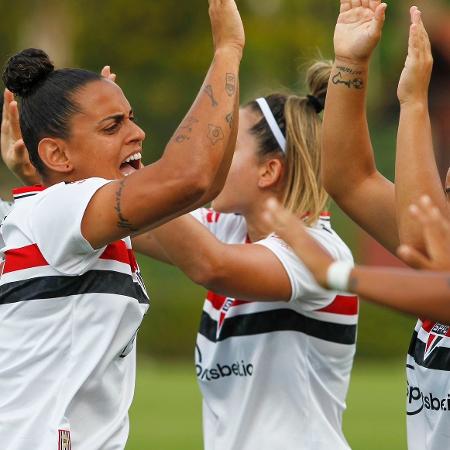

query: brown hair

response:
[246,60,332,225]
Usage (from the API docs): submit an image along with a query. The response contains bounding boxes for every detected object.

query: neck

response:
[243,208,274,243]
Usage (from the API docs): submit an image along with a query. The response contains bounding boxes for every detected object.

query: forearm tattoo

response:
[204,85,218,107]
[208,124,224,145]
[226,112,233,129]
[115,179,138,231]
[332,66,364,90]
[174,117,199,144]
[225,73,236,97]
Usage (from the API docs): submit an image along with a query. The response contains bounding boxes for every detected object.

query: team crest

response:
[424,323,450,360]
[58,430,71,450]
[217,297,234,339]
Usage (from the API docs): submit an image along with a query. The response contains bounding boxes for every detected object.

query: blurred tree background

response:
[0,0,448,362]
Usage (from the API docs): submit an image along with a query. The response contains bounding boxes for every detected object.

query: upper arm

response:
[201,243,292,301]
[330,172,399,254]
[81,160,207,249]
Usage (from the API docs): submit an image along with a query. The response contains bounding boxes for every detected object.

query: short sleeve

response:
[256,234,342,310]
[30,178,111,275]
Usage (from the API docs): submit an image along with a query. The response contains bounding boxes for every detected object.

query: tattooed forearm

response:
[332,71,364,90]
[204,85,218,107]
[335,65,363,76]
[208,124,224,145]
[226,112,233,129]
[174,117,199,144]
[115,179,138,231]
[225,73,236,97]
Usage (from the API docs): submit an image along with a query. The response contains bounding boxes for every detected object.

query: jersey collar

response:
[12,185,46,201]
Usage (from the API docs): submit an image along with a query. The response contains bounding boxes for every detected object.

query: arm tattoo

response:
[204,85,218,107]
[348,275,359,292]
[207,124,224,145]
[225,73,236,97]
[115,179,138,232]
[332,71,364,90]
[226,112,233,129]
[174,117,199,144]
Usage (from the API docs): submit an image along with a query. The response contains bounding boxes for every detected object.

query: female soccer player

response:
[321,2,450,449]
[0,1,244,449]
[135,61,357,450]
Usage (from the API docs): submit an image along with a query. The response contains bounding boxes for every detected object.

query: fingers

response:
[9,100,22,140]
[369,2,387,37]
[397,244,432,270]
[410,196,449,233]
[101,65,117,82]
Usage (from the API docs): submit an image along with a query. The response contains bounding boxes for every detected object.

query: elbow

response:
[187,257,226,291]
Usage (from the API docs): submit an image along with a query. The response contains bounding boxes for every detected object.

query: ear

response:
[37,138,73,174]
[257,158,284,190]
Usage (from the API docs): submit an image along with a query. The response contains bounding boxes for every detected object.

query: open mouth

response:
[119,152,142,176]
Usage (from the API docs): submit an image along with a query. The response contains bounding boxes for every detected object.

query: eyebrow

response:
[98,110,133,125]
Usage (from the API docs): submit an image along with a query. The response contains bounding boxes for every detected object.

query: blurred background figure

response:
[0,1,448,449]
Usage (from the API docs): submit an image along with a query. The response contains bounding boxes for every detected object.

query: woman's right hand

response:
[208,0,245,57]
[334,0,387,64]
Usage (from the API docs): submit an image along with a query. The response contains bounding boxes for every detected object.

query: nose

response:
[128,119,146,145]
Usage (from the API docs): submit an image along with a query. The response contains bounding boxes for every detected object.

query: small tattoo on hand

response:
[208,124,224,145]
[204,85,218,107]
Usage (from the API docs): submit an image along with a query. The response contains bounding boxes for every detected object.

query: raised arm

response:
[262,198,450,324]
[395,6,448,253]
[322,0,398,252]
[83,0,244,249]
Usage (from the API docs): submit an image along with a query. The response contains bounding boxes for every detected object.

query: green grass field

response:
[127,358,407,450]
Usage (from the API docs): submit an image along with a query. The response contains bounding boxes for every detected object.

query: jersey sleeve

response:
[190,208,221,232]
[29,178,111,275]
[255,233,348,310]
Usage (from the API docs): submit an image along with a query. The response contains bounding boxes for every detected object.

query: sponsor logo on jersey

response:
[195,344,254,381]
[407,382,450,415]
[58,429,71,450]
[424,323,450,360]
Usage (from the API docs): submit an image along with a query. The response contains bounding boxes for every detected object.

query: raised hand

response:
[1,89,41,185]
[397,196,450,270]
[397,6,433,105]
[334,0,387,64]
[208,0,245,56]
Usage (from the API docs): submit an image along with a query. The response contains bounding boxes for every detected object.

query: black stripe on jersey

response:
[408,330,450,371]
[199,308,357,344]
[0,270,149,305]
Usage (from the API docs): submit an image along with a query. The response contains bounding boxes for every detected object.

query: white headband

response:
[255,97,286,153]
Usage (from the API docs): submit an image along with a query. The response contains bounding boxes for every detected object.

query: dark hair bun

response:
[2,48,54,97]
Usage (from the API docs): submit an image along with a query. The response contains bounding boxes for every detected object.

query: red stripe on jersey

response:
[100,240,138,272]
[206,291,250,310]
[12,185,45,197]
[3,244,49,273]
[317,295,359,315]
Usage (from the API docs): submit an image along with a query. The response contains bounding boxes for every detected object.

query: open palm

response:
[334,0,387,63]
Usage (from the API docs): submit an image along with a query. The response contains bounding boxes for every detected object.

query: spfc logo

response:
[424,323,450,360]
[217,297,234,339]
[58,429,71,450]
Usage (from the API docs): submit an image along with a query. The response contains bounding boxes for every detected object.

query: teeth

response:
[124,152,141,163]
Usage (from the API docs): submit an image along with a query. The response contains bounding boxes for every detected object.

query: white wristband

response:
[326,261,353,292]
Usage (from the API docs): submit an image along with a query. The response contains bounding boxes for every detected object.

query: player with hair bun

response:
[0,1,244,449]
[135,60,357,450]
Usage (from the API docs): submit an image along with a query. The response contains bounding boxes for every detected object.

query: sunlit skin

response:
[41,79,146,185]
[211,107,285,241]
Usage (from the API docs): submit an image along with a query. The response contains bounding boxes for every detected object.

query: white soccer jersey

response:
[191,209,358,450]
[406,319,450,450]
[0,181,149,450]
